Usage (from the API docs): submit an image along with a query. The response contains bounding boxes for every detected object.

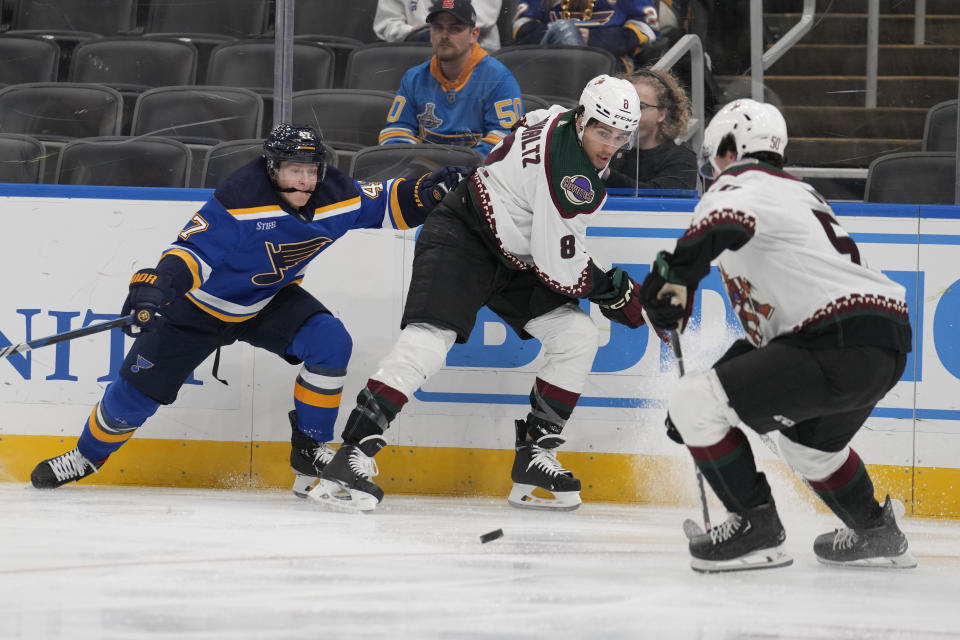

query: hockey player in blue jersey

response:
[30,124,468,496]
[378,0,523,156]
[513,0,662,73]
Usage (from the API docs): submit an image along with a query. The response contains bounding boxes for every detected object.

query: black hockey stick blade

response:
[0,314,135,359]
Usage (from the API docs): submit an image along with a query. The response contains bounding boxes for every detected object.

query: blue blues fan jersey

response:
[514,1,660,71]
[160,159,420,322]
[379,43,523,156]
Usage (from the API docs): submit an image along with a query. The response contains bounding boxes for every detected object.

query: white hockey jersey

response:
[665,160,910,348]
[466,106,609,297]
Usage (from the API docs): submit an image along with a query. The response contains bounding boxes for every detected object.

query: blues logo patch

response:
[130,354,155,374]
[560,175,595,205]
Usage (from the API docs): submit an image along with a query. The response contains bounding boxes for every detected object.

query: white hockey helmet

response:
[699,99,788,178]
[577,74,642,144]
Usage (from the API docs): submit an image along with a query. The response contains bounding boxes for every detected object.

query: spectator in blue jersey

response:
[30,124,468,497]
[513,0,662,73]
[603,66,697,191]
[379,0,523,156]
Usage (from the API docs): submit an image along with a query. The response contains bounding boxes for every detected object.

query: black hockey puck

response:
[480,528,503,543]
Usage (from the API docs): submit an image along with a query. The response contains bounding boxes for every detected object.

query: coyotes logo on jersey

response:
[720,265,774,345]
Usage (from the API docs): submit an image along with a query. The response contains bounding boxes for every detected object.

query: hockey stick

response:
[669,329,711,533]
[0,314,134,359]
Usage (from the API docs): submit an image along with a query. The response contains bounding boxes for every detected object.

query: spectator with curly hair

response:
[603,67,698,191]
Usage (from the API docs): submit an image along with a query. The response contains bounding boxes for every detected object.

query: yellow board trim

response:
[1,435,956,519]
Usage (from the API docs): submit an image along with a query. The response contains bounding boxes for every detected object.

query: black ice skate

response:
[31,448,104,489]
[688,501,793,573]
[288,410,336,498]
[814,495,916,569]
[309,435,386,513]
[508,419,581,511]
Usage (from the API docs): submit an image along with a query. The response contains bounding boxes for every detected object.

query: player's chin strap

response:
[275,186,315,195]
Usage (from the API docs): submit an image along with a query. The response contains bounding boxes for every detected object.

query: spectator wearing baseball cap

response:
[378,0,523,157]
[374,0,502,52]
[427,0,477,26]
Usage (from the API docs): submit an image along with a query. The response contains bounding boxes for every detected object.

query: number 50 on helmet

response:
[700,99,788,179]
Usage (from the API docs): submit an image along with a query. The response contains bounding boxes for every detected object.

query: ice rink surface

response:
[1,483,959,640]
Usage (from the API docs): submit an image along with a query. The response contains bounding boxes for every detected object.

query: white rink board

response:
[1,187,958,470]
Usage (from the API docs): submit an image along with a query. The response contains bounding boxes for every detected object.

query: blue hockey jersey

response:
[514,1,660,71]
[160,159,422,322]
[378,43,523,157]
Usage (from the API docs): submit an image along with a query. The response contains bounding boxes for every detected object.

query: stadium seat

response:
[71,37,198,90]
[201,139,263,188]
[864,151,958,205]
[144,0,270,39]
[350,143,484,181]
[0,133,46,183]
[10,0,137,35]
[206,39,335,134]
[55,136,192,188]
[0,81,123,183]
[343,43,433,92]
[0,36,60,85]
[521,94,550,112]
[492,45,616,102]
[291,89,396,172]
[69,37,199,135]
[131,85,264,187]
[131,86,264,144]
[141,33,234,87]
[292,0,379,43]
[201,138,339,189]
[206,40,335,92]
[1,30,101,81]
[520,94,579,113]
[0,82,123,139]
[922,100,959,153]
[537,94,579,109]
[294,35,363,89]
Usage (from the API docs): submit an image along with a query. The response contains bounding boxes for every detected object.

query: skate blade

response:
[691,546,794,573]
[291,474,319,499]
[816,550,917,569]
[307,479,378,513]
[507,484,581,511]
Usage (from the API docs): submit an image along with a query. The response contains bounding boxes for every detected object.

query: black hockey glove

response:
[416,165,472,209]
[639,253,691,332]
[120,268,176,336]
[589,267,645,329]
[664,414,685,445]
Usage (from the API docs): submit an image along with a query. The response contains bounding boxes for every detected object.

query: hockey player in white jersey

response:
[639,99,916,572]
[311,75,652,512]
